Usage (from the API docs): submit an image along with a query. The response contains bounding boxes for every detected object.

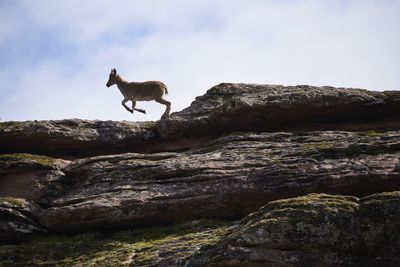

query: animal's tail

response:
[164,85,169,95]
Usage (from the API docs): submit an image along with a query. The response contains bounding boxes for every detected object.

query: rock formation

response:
[2,84,399,157]
[187,192,400,266]
[0,83,399,266]
[0,197,46,244]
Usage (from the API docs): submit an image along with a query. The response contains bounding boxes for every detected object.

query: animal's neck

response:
[116,75,129,85]
[116,75,136,98]
[116,75,130,90]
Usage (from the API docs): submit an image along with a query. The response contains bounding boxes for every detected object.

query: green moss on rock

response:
[356,130,384,137]
[0,121,25,131]
[0,219,233,267]
[187,192,400,266]
[236,193,359,246]
[0,197,27,207]
[299,141,336,155]
[0,153,56,168]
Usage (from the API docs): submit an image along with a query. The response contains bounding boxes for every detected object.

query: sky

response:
[0,0,399,122]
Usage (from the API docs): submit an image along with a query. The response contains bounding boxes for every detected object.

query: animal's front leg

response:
[122,99,133,113]
[132,100,146,114]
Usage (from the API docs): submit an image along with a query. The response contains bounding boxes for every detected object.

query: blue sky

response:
[0,0,399,121]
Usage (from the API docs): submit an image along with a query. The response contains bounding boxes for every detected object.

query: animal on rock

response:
[106,68,171,119]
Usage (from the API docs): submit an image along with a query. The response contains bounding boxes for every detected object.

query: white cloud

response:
[0,0,399,121]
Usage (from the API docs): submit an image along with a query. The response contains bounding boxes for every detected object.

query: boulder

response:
[187,191,400,267]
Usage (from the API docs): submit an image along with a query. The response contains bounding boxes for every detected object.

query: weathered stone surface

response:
[1,84,400,157]
[2,192,400,266]
[158,83,400,139]
[1,83,400,264]
[187,191,400,267]
[0,153,68,203]
[0,197,46,243]
[0,119,158,158]
[39,130,400,231]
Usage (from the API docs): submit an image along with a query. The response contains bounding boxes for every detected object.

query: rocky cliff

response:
[1,83,400,266]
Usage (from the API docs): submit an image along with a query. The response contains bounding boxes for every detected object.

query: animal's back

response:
[129,81,168,101]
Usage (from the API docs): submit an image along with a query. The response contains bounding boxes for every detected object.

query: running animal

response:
[106,68,171,118]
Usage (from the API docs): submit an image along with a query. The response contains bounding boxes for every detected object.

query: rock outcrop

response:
[0,83,399,266]
[1,84,400,157]
[0,120,158,158]
[39,130,400,231]
[0,153,68,203]
[0,197,46,243]
[188,192,400,267]
[158,83,400,139]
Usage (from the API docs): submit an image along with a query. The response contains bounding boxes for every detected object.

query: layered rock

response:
[187,192,400,266]
[39,130,400,231]
[0,119,158,158]
[0,197,46,243]
[3,192,399,266]
[0,153,68,203]
[1,83,400,266]
[1,84,400,157]
[0,154,68,242]
[158,83,400,139]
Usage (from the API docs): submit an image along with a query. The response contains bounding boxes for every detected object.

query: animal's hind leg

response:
[132,100,146,114]
[122,99,133,113]
[155,98,171,119]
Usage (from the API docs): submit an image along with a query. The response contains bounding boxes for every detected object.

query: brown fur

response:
[106,69,171,118]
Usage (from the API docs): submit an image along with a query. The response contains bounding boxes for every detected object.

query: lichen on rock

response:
[187,192,400,266]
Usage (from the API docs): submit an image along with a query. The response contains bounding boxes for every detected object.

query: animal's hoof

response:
[129,110,133,114]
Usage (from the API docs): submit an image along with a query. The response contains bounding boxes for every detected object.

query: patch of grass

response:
[142,121,157,129]
[299,141,337,158]
[356,130,384,137]
[0,153,55,168]
[0,219,233,267]
[0,197,26,207]
[268,194,358,214]
[0,121,25,131]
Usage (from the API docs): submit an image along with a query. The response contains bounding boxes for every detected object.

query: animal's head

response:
[106,68,117,87]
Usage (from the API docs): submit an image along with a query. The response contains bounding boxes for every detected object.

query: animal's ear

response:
[113,68,117,74]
